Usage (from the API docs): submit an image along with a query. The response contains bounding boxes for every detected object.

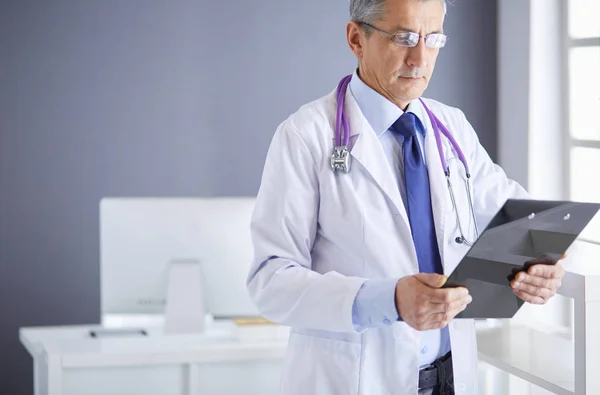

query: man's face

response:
[348,0,445,109]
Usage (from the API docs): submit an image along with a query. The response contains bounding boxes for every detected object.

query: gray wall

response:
[0,1,497,394]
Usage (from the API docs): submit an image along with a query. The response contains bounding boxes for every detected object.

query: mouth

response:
[398,76,424,81]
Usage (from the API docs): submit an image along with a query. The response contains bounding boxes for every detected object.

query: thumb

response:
[414,273,447,288]
[560,252,568,260]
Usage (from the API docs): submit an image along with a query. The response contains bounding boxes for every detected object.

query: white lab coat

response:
[247,84,528,395]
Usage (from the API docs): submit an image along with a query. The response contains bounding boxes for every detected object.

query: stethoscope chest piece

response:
[331,146,351,173]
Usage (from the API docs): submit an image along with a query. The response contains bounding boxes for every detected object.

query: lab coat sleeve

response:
[247,122,367,333]
[460,112,531,229]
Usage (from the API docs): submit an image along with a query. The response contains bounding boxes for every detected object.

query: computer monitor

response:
[99,197,260,323]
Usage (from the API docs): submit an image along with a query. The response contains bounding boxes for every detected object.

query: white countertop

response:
[20,320,290,368]
[477,325,574,395]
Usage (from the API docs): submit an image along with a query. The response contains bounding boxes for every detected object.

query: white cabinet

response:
[20,321,288,395]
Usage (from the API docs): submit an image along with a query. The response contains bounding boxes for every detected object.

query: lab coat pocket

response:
[280,329,361,395]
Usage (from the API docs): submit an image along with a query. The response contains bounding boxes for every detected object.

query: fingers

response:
[411,293,471,330]
[513,289,546,305]
[414,302,470,330]
[526,263,565,279]
[428,286,469,304]
[510,263,564,306]
[418,293,472,316]
[404,275,472,331]
[431,301,470,322]
[513,272,562,291]
[512,281,555,300]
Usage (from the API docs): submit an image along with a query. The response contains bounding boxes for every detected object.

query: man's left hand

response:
[510,260,565,304]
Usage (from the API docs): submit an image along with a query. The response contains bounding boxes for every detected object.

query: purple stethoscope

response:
[331,74,480,245]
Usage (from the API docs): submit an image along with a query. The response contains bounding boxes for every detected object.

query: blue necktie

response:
[390,112,443,275]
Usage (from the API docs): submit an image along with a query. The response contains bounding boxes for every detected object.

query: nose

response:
[405,38,428,69]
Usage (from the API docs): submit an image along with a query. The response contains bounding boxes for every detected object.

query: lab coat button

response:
[458,382,466,391]
[421,345,428,354]
[383,318,391,325]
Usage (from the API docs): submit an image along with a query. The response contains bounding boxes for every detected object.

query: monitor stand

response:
[164,259,207,334]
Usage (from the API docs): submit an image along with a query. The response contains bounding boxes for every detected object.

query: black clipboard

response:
[443,199,600,319]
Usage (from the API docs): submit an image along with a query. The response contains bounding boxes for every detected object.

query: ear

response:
[346,21,365,59]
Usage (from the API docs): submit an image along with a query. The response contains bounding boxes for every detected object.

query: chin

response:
[396,79,427,98]
[393,88,424,103]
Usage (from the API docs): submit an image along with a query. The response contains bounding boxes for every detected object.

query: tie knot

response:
[390,112,424,138]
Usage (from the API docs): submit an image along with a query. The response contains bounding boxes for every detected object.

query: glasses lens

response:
[425,34,447,48]
[394,32,419,47]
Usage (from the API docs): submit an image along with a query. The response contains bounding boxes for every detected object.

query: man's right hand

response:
[395,273,472,331]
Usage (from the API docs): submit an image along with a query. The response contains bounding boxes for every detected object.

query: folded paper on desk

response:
[443,199,600,319]
[232,317,275,326]
[232,317,290,341]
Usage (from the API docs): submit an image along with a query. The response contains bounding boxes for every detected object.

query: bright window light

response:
[570,146,600,203]
[569,47,600,141]
[568,0,600,39]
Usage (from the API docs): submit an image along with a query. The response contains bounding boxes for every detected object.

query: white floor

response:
[478,361,555,395]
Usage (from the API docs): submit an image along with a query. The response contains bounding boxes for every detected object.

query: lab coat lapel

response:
[342,90,411,232]
[419,100,450,272]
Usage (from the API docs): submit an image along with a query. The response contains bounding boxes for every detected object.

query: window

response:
[565,0,600,243]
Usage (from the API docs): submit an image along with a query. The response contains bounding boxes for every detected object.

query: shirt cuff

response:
[352,278,400,331]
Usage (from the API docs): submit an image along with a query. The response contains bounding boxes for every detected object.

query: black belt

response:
[418,351,453,390]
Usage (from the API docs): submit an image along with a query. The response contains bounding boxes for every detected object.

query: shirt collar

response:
[348,69,427,137]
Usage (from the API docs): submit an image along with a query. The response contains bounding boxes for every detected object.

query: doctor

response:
[247,0,565,394]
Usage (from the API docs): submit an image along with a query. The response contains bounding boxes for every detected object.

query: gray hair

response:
[350,0,447,29]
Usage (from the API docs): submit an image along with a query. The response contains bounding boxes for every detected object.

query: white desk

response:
[20,320,289,395]
[21,242,600,395]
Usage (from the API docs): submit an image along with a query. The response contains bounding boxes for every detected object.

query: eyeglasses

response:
[358,22,448,49]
